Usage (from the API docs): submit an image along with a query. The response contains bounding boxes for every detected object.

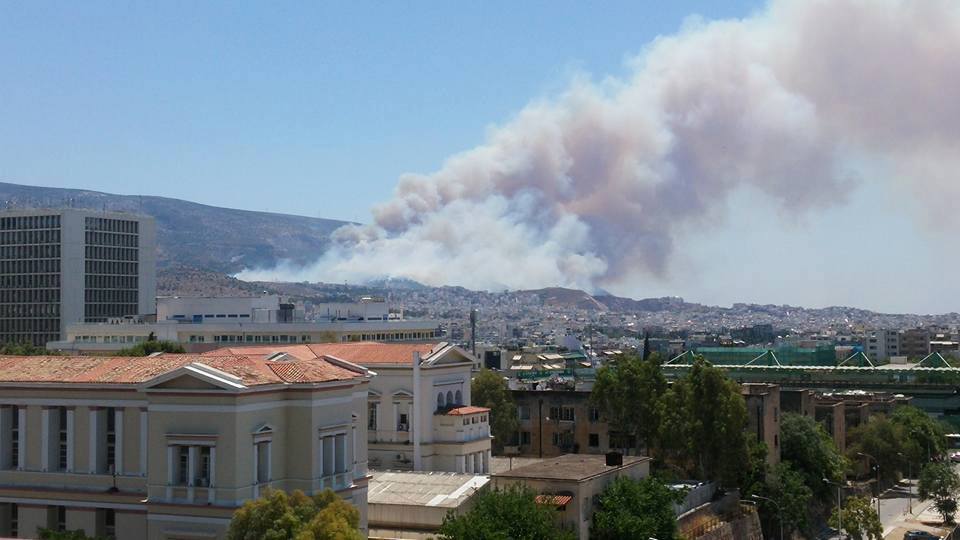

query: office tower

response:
[0,209,156,346]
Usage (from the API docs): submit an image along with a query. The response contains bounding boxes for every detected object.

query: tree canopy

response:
[226,488,362,540]
[590,476,681,540]
[779,412,847,498]
[438,484,576,540]
[828,496,882,540]
[591,353,666,455]
[471,369,518,452]
[116,340,185,356]
[918,462,960,524]
[1,342,58,355]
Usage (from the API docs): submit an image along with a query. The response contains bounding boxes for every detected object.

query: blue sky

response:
[1,1,954,313]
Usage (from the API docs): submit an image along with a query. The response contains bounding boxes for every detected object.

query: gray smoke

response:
[240,0,960,291]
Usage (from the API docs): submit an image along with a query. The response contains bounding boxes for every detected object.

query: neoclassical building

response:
[0,351,372,539]
[209,342,493,474]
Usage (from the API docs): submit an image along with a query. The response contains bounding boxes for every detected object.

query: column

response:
[65,408,75,472]
[139,409,148,476]
[315,436,324,491]
[456,455,465,473]
[265,441,272,483]
[336,434,346,474]
[40,407,50,472]
[208,447,217,504]
[484,450,491,473]
[187,445,197,502]
[17,407,26,470]
[89,408,100,474]
[252,443,260,499]
[165,445,174,500]
[114,409,124,475]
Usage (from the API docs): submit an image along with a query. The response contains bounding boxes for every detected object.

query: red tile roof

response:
[0,352,365,386]
[445,406,490,416]
[207,342,443,366]
[534,494,572,507]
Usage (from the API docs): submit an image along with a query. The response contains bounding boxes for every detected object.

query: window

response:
[56,506,66,531]
[398,413,409,431]
[589,407,601,422]
[446,390,454,405]
[454,390,463,405]
[519,431,531,445]
[437,393,445,410]
[106,408,116,471]
[103,508,116,539]
[57,407,68,471]
[551,406,575,422]
[589,433,600,447]
[9,503,17,537]
[368,402,378,430]
[518,405,530,420]
[552,431,574,448]
[198,447,211,487]
[177,446,189,485]
[10,407,19,469]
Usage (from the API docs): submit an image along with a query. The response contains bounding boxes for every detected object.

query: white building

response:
[864,329,900,361]
[47,296,440,353]
[209,342,493,474]
[0,209,157,346]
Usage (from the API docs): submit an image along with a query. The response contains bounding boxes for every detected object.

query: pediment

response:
[141,362,247,392]
[152,374,226,390]
[421,346,475,367]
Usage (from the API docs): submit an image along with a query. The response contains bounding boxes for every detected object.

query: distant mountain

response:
[520,287,610,311]
[0,181,351,273]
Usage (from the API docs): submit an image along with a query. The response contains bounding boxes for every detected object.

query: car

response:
[904,530,940,540]
[950,451,960,463]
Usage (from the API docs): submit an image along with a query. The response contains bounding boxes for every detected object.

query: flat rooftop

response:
[492,453,649,482]
[368,470,489,508]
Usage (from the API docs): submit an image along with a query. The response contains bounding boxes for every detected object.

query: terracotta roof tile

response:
[445,406,490,416]
[0,352,366,387]
[206,342,442,366]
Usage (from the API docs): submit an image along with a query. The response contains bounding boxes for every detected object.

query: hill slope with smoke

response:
[240,0,960,292]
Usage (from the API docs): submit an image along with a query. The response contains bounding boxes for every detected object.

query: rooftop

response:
[493,453,649,482]
[445,406,490,416]
[0,352,366,387]
[207,341,471,367]
[368,470,489,508]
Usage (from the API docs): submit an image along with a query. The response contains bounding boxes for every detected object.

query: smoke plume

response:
[240,0,960,291]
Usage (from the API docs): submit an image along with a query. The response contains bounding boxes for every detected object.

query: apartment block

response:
[0,209,156,346]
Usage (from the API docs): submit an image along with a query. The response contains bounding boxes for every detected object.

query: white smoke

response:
[239,0,960,291]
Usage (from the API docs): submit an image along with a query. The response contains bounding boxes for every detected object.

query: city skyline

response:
[3,0,960,314]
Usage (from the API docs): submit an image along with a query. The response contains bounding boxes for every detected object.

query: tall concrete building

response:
[0,209,156,346]
[863,329,900,362]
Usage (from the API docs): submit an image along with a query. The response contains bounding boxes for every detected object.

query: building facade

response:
[48,296,441,353]
[0,351,371,539]
[510,389,617,458]
[208,342,493,474]
[0,209,156,346]
[863,329,900,362]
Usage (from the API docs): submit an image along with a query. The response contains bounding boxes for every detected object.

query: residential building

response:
[367,470,488,539]
[0,209,156,346]
[207,342,493,474]
[0,351,371,539]
[48,295,441,353]
[863,329,900,362]
[899,328,931,360]
[510,389,617,458]
[491,454,651,540]
[741,383,781,467]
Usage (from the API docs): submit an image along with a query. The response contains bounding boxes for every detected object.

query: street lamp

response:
[898,452,912,515]
[823,478,844,540]
[751,494,783,540]
[857,452,881,518]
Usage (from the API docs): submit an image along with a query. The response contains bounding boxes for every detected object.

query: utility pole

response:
[858,452,880,519]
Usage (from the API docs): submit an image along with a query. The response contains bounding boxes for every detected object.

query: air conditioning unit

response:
[398,423,408,431]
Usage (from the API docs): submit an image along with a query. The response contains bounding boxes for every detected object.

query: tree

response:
[590,476,682,540]
[226,488,362,540]
[828,496,882,540]
[471,369,518,453]
[918,462,960,524]
[438,484,576,540]
[766,462,814,536]
[891,405,948,465]
[846,414,907,485]
[1,342,58,355]
[660,358,748,487]
[116,340,185,356]
[591,353,667,455]
[779,412,847,498]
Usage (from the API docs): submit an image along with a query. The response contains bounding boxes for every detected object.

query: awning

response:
[535,494,573,507]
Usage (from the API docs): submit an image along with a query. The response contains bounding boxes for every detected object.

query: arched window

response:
[455,390,463,405]
[446,391,454,406]
[437,393,445,410]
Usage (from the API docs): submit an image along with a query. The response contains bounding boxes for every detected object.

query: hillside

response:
[0,181,351,273]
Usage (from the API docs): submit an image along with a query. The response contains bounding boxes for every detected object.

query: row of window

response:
[85,290,139,303]
[0,288,61,304]
[0,259,60,274]
[514,431,604,449]
[517,404,602,423]
[84,303,138,322]
[0,244,60,260]
[84,260,138,275]
[0,504,114,539]
[85,231,139,248]
[85,245,139,261]
[85,274,138,290]
[0,273,60,289]
[0,304,61,317]
[0,215,61,230]
[85,217,139,234]
[0,230,61,246]
[1,406,119,473]
[0,318,60,332]
[75,335,147,344]
[341,330,439,342]
[0,332,60,345]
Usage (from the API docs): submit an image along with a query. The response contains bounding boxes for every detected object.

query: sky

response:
[1,1,957,314]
